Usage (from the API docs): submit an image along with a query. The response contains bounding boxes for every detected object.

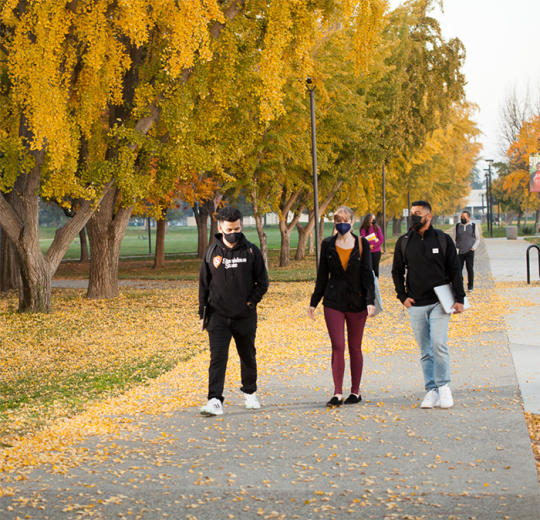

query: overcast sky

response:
[388,0,540,172]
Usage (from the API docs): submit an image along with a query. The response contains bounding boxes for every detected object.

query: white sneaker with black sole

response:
[244,393,261,410]
[439,384,454,408]
[420,389,440,409]
[200,398,224,416]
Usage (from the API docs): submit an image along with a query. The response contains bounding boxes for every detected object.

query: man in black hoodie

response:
[392,201,465,410]
[199,206,269,416]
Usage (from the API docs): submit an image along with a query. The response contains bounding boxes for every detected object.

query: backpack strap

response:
[205,242,219,264]
[472,222,476,239]
[435,229,447,258]
[400,232,412,266]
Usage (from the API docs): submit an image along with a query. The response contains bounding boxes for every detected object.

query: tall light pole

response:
[307,78,320,270]
[484,169,490,234]
[382,162,386,254]
[486,159,494,238]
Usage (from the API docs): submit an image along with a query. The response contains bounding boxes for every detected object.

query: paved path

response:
[484,238,540,414]
[1,238,539,519]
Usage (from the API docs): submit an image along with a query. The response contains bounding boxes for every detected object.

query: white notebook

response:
[433,284,471,314]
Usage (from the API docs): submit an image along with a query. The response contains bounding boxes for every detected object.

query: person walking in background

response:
[360,213,384,277]
[308,206,375,407]
[452,210,481,292]
[198,206,269,416]
[392,201,465,409]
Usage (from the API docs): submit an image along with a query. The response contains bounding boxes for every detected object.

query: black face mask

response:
[411,214,426,231]
[223,232,242,244]
[460,218,468,224]
[372,219,377,226]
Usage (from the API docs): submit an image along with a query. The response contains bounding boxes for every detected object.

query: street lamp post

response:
[486,159,494,238]
[484,170,490,234]
[307,78,320,270]
[382,162,386,254]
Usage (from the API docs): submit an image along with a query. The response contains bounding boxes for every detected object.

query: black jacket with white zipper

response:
[310,234,375,313]
[199,234,269,320]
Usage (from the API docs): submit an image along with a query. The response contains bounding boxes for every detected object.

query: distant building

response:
[457,189,485,221]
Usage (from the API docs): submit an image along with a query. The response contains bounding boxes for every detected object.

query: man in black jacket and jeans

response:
[392,201,465,410]
[199,206,268,416]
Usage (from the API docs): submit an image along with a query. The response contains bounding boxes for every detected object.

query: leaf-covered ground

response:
[0,273,516,475]
[0,286,204,443]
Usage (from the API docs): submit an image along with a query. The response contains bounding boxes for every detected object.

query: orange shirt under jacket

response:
[336,245,353,271]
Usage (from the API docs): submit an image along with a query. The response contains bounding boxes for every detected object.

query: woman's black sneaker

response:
[326,396,344,406]
[344,394,362,404]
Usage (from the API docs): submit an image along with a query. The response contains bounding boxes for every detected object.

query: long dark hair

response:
[360,213,378,233]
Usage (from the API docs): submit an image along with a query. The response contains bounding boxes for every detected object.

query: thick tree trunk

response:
[308,232,314,255]
[194,201,210,259]
[153,210,167,269]
[516,209,523,229]
[79,227,89,262]
[18,246,52,313]
[254,213,268,269]
[86,188,134,299]
[0,227,20,292]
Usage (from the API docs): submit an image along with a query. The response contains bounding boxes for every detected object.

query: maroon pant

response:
[323,307,368,395]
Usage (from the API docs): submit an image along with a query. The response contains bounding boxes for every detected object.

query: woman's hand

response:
[308,306,316,321]
[367,305,376,318]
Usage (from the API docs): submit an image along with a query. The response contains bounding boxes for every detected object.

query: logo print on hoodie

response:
[213,256,222,268]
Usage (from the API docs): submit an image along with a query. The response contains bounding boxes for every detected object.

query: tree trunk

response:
[535,206,540,234]
[79,227,89,262]
[308,232,314,255]
[194,201,210,259]
[279,219,292,267]
[392,216,403,236]
[0,226,20,292]
[295,223,309,261]
[254,213,268,269]
[516,209,523,229]
[18,246,52,313]
[153,209,167,269]
[86,188,134,299]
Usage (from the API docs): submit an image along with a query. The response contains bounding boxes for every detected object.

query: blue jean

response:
[407,303,451,391]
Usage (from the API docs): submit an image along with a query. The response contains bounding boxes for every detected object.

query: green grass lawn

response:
[48,221,459,281]
[41,223,323,259]
[42,221,413,261]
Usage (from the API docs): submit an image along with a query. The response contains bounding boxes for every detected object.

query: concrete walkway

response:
[484,237,540,414]
[1,239,539,519]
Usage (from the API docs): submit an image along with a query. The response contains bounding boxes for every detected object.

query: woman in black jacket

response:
[308,206,375,406]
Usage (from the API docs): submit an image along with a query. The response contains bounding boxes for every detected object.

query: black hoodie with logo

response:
[199,233,269,320]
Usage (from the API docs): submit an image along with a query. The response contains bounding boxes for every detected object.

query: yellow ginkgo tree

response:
[0,0,240,311]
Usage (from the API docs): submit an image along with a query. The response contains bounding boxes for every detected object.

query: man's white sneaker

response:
[439,384,454,408]
[244,393,261,410]
[420,389,440,409]
[200,398,223,416]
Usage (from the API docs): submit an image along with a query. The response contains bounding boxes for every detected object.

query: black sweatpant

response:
[207,312,258,402]
[458,250,475,289]
[371,251,382,278]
